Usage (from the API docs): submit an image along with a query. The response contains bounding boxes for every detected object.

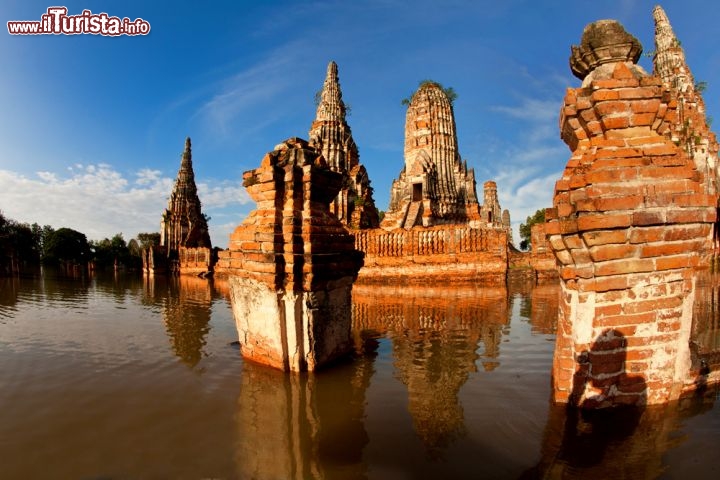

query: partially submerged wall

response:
[354,225,508,284]
[219,138,363,372]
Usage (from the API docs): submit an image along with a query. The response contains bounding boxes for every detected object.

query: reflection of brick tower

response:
[308,61,380,229]
[382,81,481,229]
[160,137,212,256]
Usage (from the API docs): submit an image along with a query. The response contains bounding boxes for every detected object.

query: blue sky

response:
[1,0,718,247]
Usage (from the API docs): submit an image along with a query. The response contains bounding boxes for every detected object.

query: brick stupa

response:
[547,16,717,407]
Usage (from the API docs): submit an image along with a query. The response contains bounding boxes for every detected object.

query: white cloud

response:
[490,98,560,122]
[498,171,562,245]
[0,163,252,248]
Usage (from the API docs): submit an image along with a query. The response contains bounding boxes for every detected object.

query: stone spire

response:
[309,61,380,229]
[652,5,694,94]
[383,81,481,229]
[653,5,719,202]
[160,137,211,253]
[314,61,347,126]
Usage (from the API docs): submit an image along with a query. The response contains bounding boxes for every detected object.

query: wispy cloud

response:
[0,163,252,247]
[490,98,560,122]
[193,39,319,140]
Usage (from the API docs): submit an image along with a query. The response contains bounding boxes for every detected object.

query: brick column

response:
[547,20,716,407]
[224,138,364,372]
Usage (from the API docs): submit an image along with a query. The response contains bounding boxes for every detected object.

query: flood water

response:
[0,271,719,479]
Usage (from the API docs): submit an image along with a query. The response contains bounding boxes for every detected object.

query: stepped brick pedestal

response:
[222,138,364,372]
[547,18,717,407]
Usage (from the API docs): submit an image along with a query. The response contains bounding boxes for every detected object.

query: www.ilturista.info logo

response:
[7,7,150,36]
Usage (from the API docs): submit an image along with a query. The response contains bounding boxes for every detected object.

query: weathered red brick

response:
[577,213,632,231]
[589,243,637,261]
[594,257,655,276]
[582,229,628,246]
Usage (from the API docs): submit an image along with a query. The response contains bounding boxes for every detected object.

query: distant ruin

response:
[143,137,214,276]
[385,81,482,229]
[354,79,517,283]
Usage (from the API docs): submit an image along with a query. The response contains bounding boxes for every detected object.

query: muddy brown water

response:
[0,271,718,479]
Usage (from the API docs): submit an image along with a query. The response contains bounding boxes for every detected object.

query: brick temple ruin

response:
[217,138,364,371]
[546,7,720,407]
[308,61,380,229]
[214,65,525,286]
[193,6,720,383]
[143,137,215,276]
[355,80,516,283]
[212,65,525,370]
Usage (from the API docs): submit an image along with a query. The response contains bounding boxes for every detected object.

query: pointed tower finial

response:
[314,60,346,123]
[326,60,338,81]
[307,62,380,229]
[653,5,694,93]
[181,136,192,168]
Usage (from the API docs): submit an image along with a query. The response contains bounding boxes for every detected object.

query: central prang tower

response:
[382,81,485,230]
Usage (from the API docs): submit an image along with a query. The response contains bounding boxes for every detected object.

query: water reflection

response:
[353,284,509,458]
[523,388,717,479]
[4,271,720,476]
[235,342,376,480]
[0,276,20,320]
[143,275,212,368]
[694,269,720,353]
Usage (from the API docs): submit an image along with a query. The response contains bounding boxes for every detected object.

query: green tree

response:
[0,212,42,273]
[44,228,90,266]
[90,233,133,269]
[519,209,546,251]
[136,232,161,249]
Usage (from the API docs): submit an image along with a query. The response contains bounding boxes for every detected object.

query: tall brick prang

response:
[382,81,483,229]
[308,61,380,229]
[652,5,720,259]
[221,138,364,372]
[547,18,718,407]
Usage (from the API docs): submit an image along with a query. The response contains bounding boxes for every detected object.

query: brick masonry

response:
[547,14,719,407]
[354,225,508,284]
[216,138,364,372]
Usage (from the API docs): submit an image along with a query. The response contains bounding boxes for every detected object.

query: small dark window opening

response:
[412,183,422,201]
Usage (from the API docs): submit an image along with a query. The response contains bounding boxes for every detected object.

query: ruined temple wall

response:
[177,246,214,276]
[217,138,364,372]
[354,225,508,284]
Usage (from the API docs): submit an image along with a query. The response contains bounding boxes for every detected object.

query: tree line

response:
[0,210,159,275]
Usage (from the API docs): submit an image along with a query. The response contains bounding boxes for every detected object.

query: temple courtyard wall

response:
[354,225,509,284]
